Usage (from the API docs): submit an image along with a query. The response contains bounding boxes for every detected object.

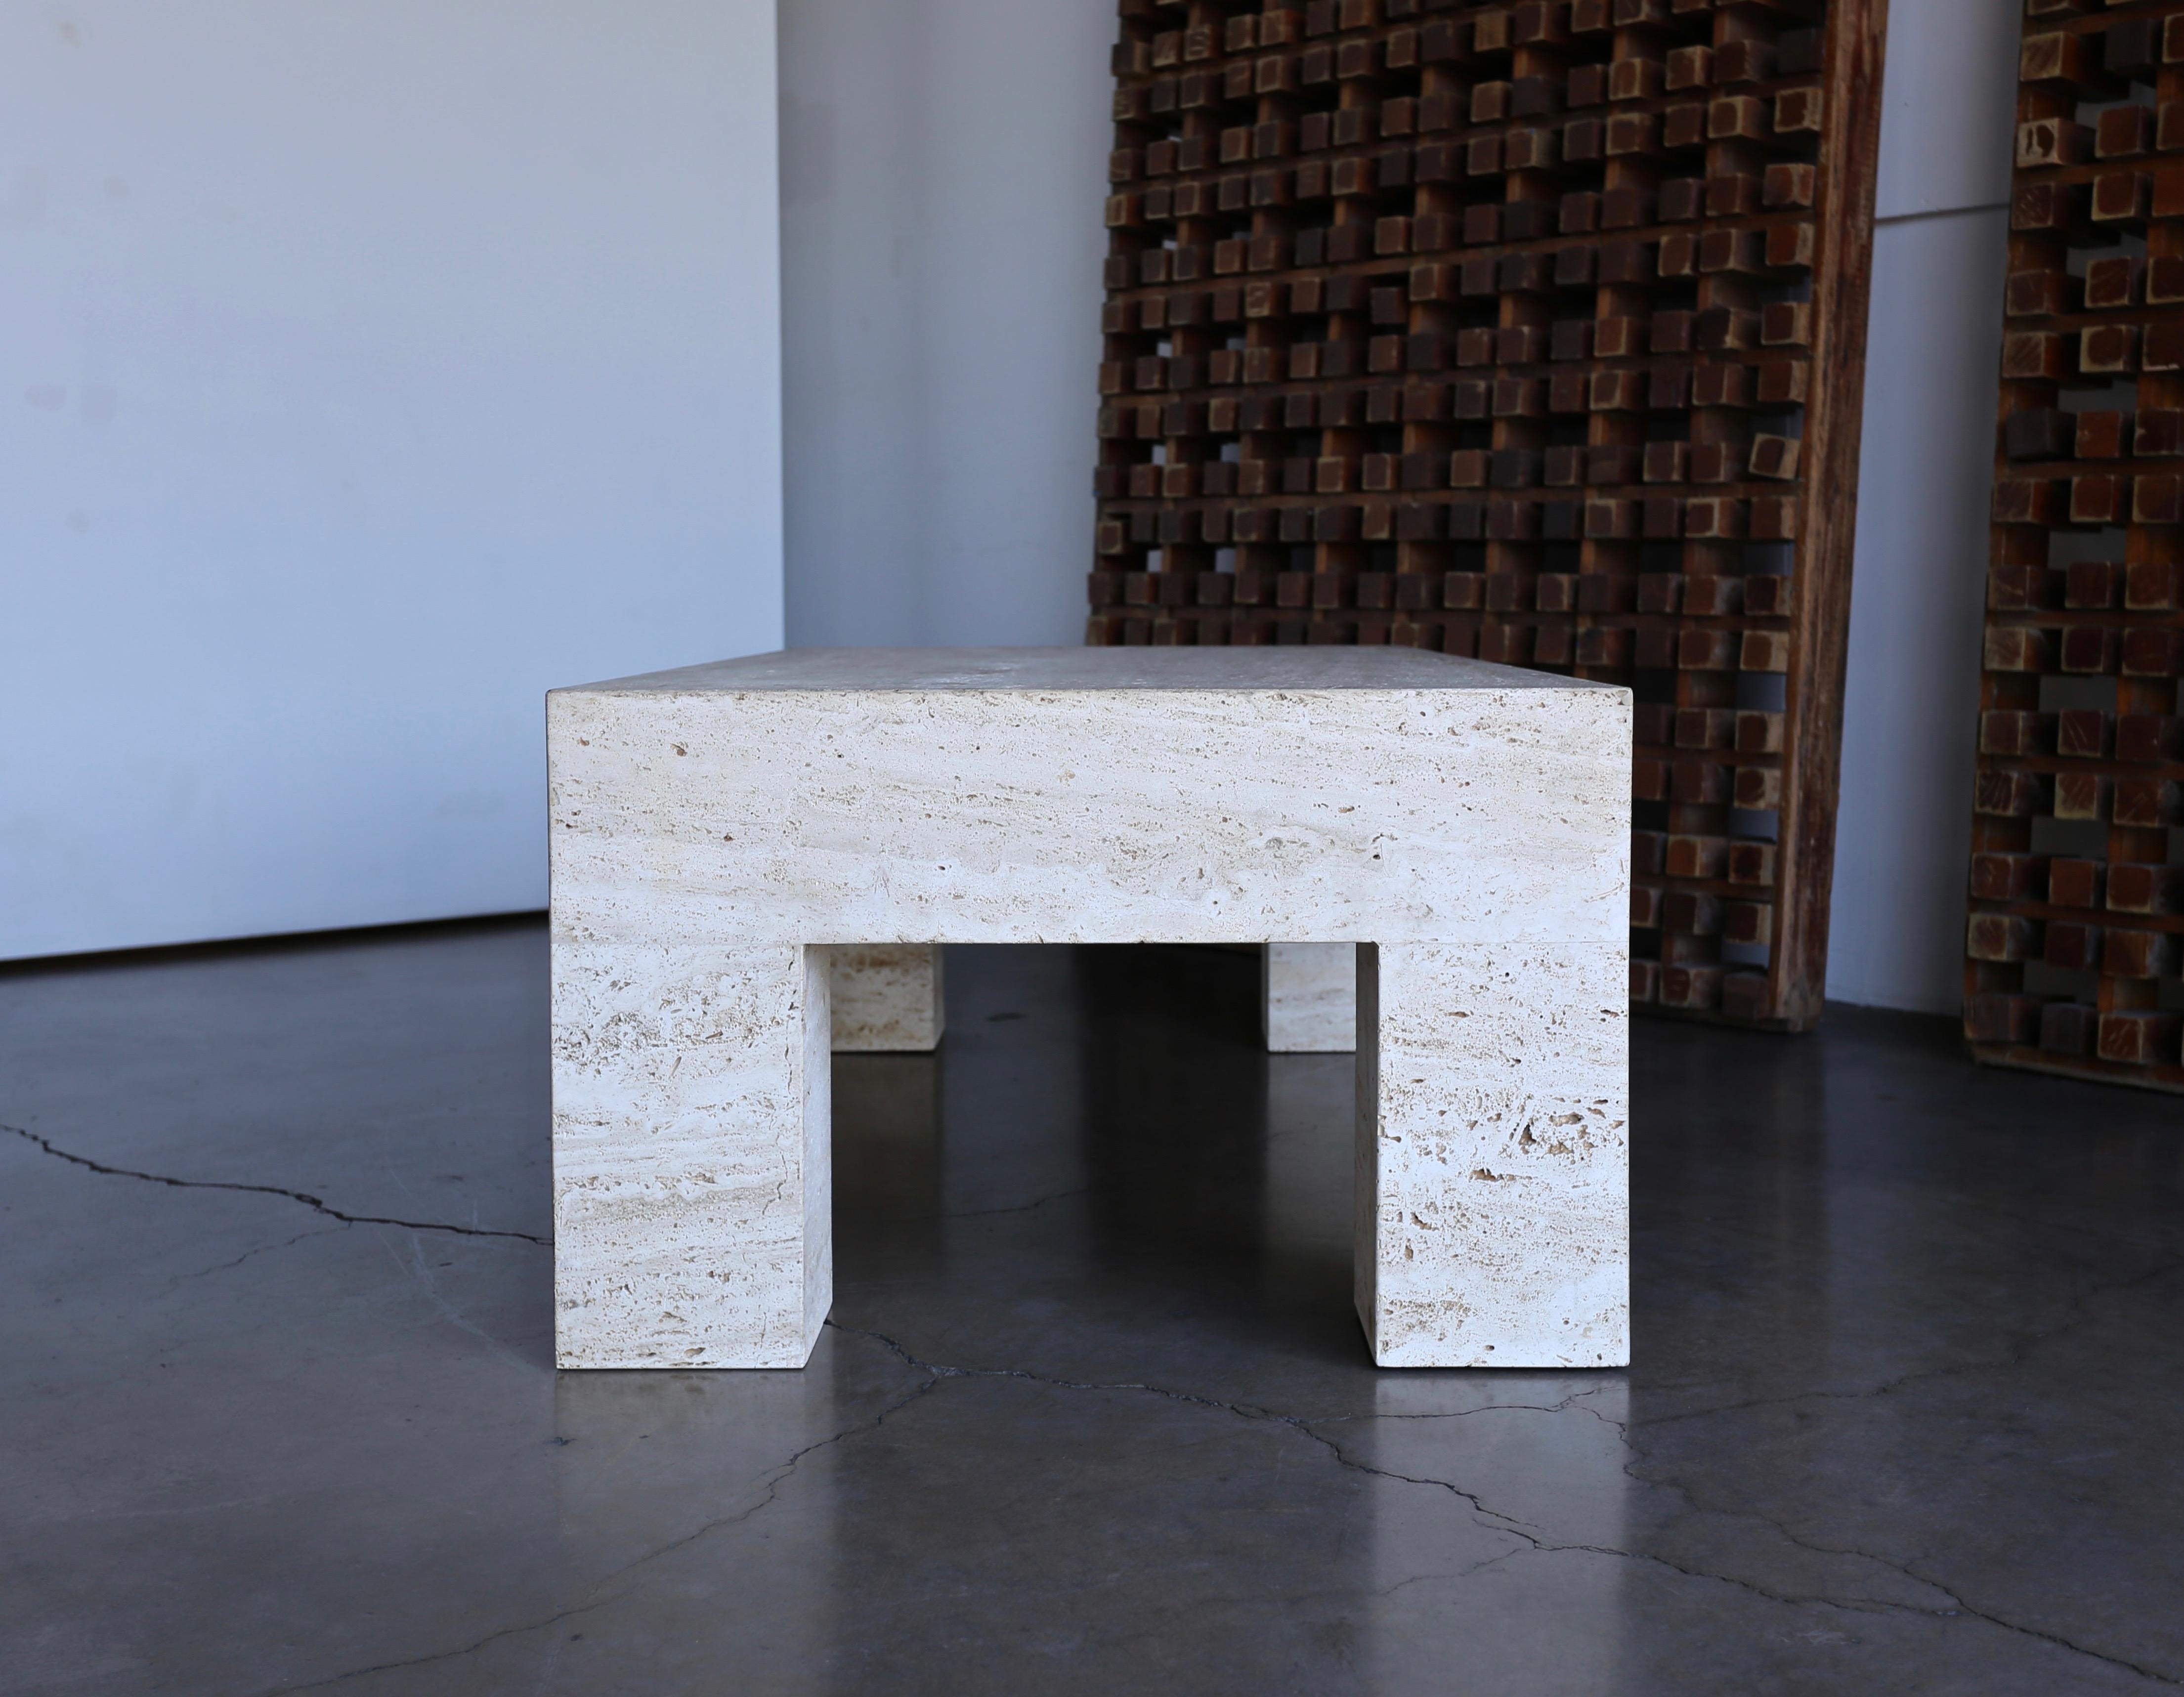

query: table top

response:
[559,647,1618,695]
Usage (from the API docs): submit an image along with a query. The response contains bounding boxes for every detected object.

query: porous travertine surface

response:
[828,944,943,1053]
[549,646,1628,1370]
[1264,942,1356,1053]
[572,645,1590,694]
[1356,942,1627,1369]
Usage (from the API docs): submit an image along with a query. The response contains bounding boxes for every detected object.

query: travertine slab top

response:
[549,639,1632,1371]
[549,642,1631,947]
[560,646,1614,696]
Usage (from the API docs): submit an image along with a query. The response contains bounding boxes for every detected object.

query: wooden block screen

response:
[1969,6,2184,1091]
[1086,0,1886,1030]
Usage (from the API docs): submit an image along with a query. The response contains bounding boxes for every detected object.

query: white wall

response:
[779,0,2022,1017]
[1830,0,2018,1012]
[0,0,782,959]
[779,0,1112,648]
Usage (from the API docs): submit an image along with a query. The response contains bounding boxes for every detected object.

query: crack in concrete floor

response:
[12,1115,2183,1691]
[7,932,2182,1696]
[3,1122,553,1247]
[822,1322,2184,1689]
[262,1366,951,1696]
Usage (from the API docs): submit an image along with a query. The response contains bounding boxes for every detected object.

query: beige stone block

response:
[549,648,1628,1370]
[552,940,830,1369]
[828,943,943,1052]
[1264,941,1357,1052]
[1355,941,1628,1367]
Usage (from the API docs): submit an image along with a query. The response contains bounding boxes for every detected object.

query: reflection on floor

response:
[1,921,2180,1695]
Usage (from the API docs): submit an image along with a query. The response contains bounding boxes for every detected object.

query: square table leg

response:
[1263,942,1358,1052]
[553,940,832,1369]
[1355,942,1629,1368]
[828,943,944,1052]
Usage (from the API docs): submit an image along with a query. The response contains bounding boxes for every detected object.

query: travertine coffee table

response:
[549,648,1629,1371]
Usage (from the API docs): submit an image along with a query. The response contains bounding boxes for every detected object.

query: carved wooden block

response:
[1969,3,2184,1094]
[1088,0,1888,1031]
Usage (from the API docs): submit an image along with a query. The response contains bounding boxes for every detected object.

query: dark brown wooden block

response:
[1968,2,2184,1092]
[1089,0,1888,1031]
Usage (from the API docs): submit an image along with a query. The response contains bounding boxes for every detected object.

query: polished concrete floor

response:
[2,921,2180,1695]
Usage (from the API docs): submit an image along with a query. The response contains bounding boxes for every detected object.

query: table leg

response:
[1355,941,1628,1368]
[1262,942,1357,1052]
[552,940,831,1369]
[829,943,944,1052]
